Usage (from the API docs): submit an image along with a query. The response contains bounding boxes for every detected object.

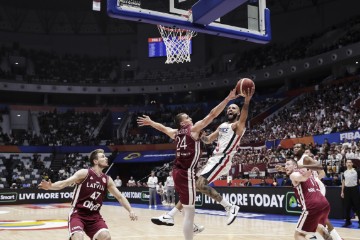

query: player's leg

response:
[94,230,111,240]
[182,204,195,240]
[325,219,342,240]
[85,214,109,240]
[316,178,342,240]
[316,225,332,240]
[294,231,307,240]
[69,211,85,240]
[197,155,239,225]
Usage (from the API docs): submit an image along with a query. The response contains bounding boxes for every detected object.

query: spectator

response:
[114,176,122,187]
[127,176,136,187]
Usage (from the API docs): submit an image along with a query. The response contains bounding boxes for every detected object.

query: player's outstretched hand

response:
[137,115,152,127]
[275,165,285,172]
[38,179,52,190]
[244,87,255,100]
[129,211,138,221]
[226,88,241,101]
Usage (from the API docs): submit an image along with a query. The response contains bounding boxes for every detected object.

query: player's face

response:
[293,144,303,156]
[226,104,240,122]
[181,114,193,126]
[95,153,108,168]
[284,160,296,175]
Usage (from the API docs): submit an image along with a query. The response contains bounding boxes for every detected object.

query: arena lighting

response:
[17,114,21,117]
[117,117,121,120]
[356,61,359,64]
[15,62,19,65]
[127,64,130,67]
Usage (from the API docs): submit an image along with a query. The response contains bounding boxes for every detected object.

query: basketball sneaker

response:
[151,214,175,226]
[193,223,205,234]
[226,204,240,225]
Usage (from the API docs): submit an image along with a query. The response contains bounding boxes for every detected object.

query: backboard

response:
[107,0,271,44]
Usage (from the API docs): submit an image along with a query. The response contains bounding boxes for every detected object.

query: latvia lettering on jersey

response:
[214,122,244,157]
[293,174,328,211]
[71,168,108,212]
[174,124,201,170]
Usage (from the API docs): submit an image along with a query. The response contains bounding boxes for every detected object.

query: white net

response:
[157,25,197,64]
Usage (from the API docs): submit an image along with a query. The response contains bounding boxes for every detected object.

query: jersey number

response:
[176,136,187,150]
[90,191,101,200]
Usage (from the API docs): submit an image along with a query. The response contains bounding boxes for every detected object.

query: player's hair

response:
[174,113,186,129]
[89,149,104,166]
[294,143,306,150]
[287,159,298,166]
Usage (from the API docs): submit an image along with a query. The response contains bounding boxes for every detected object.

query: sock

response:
[220,199,232,209]
[182,205,195,240]
[330,229,342,240]
[167,207,180,217]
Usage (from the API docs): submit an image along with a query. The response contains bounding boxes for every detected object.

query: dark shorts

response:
[173,168,196,205]
[296,204,330,234]
[69,209,108,240]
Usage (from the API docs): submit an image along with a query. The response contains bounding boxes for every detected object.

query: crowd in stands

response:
[1,17,359,85]
[0,110,107,146]
[241,79,360,143]
[0,137,359,189]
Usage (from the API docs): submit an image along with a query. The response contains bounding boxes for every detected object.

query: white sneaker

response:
[151,214,175,226]
[149,205,152,209]
[154,205,157,209]
[193,223,205,234]
[226,205,240,225]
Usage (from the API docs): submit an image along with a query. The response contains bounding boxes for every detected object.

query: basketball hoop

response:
[157,25,197,64]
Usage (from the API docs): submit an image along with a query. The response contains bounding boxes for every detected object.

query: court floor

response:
[0,202,358,240]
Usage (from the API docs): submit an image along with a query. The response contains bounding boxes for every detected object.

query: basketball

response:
[235,78,255,96]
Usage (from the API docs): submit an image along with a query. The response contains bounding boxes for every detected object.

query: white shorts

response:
[315,177,326,196]
[200,154,232,183]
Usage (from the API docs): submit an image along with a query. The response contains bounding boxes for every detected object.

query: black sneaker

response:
[342,222,352,227]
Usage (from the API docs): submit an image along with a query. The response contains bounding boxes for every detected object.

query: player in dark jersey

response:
[137,88,239,240]
[38,149,138,240]
[285,159,333,240]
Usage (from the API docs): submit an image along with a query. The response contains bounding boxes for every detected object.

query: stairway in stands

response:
[49,153,66,172]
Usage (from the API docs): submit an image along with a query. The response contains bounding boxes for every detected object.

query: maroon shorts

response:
[69,209,108,239]
[296,204,330,234]
[173,168,196,205]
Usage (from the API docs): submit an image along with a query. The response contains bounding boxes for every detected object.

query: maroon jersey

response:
[293,174,329,211]
[71,168,108,213]
[173,124,201,171]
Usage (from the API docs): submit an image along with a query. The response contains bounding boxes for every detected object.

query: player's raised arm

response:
[38,169,88,190]
[192,89,238,133]
[290,168,312,183]
[107,176,138,221]
[234,87,254,135]
[137,115,177,139]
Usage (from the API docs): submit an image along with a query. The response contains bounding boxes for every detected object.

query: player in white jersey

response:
[293,143,343,240]
[151,87,254,228]
[196,87,254,225]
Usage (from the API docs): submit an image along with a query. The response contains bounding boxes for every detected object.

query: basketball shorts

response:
[295,203,330,234]
[200,154,232,183]
[315,177,326,196]
[69,209,108,240]
[173,168,196,205]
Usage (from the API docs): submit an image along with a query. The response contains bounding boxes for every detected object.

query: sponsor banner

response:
[279,136,314,149]
[241,163,267,173]
[113,150,175,163]
[0,188,73,204]
[107,187,343,219]
[0,187,343,219]
[314,130,360,145]
[267,130,360,149]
